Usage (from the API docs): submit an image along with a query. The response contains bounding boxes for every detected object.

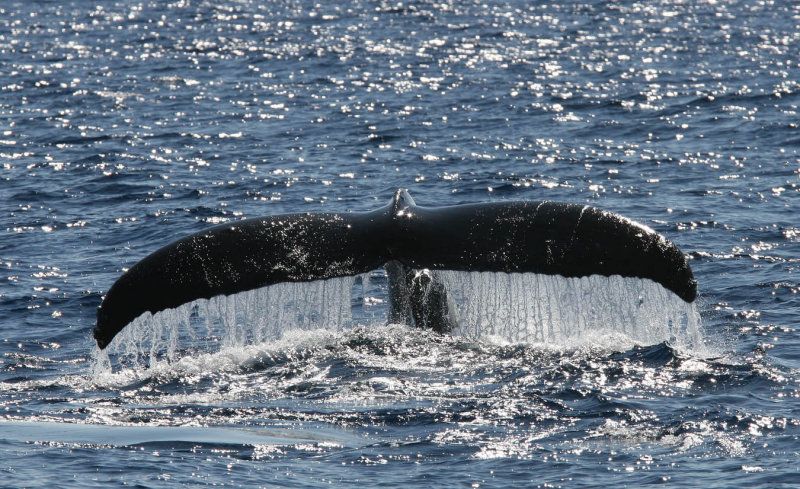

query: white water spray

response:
[438,271,704,352]
[97,276,356,371]
[91,271,705,373]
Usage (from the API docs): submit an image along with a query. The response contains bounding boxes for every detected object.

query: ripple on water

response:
[2,0,800,486]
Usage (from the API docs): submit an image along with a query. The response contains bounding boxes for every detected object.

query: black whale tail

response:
[94,189,697,349]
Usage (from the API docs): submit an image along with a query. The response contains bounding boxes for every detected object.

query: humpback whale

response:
[94,189,697,349]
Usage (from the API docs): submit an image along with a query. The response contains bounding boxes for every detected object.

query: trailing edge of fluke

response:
[94,189,697,349]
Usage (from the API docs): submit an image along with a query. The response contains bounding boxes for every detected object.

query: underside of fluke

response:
[94,190,697,349]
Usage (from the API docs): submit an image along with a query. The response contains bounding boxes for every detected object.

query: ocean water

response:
[1,0,799,487]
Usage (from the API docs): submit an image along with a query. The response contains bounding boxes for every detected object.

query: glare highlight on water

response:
[1,0,799,487]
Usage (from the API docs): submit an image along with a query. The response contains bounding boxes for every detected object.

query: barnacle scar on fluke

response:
[94,189,697,349]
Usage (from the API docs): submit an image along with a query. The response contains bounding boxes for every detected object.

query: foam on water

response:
[91,270,706,375]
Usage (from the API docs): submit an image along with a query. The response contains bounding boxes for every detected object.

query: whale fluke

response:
[94,190,697,349]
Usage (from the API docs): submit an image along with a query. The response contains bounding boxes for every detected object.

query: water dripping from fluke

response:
[91,190,702,372]
[90,271,706,375]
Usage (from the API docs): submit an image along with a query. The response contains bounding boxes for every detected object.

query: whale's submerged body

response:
[94,190,697,349]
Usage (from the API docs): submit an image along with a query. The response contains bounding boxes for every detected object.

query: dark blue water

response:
[2,0,799,487]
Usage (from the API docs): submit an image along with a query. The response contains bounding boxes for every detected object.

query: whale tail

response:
[94,189,697,349]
